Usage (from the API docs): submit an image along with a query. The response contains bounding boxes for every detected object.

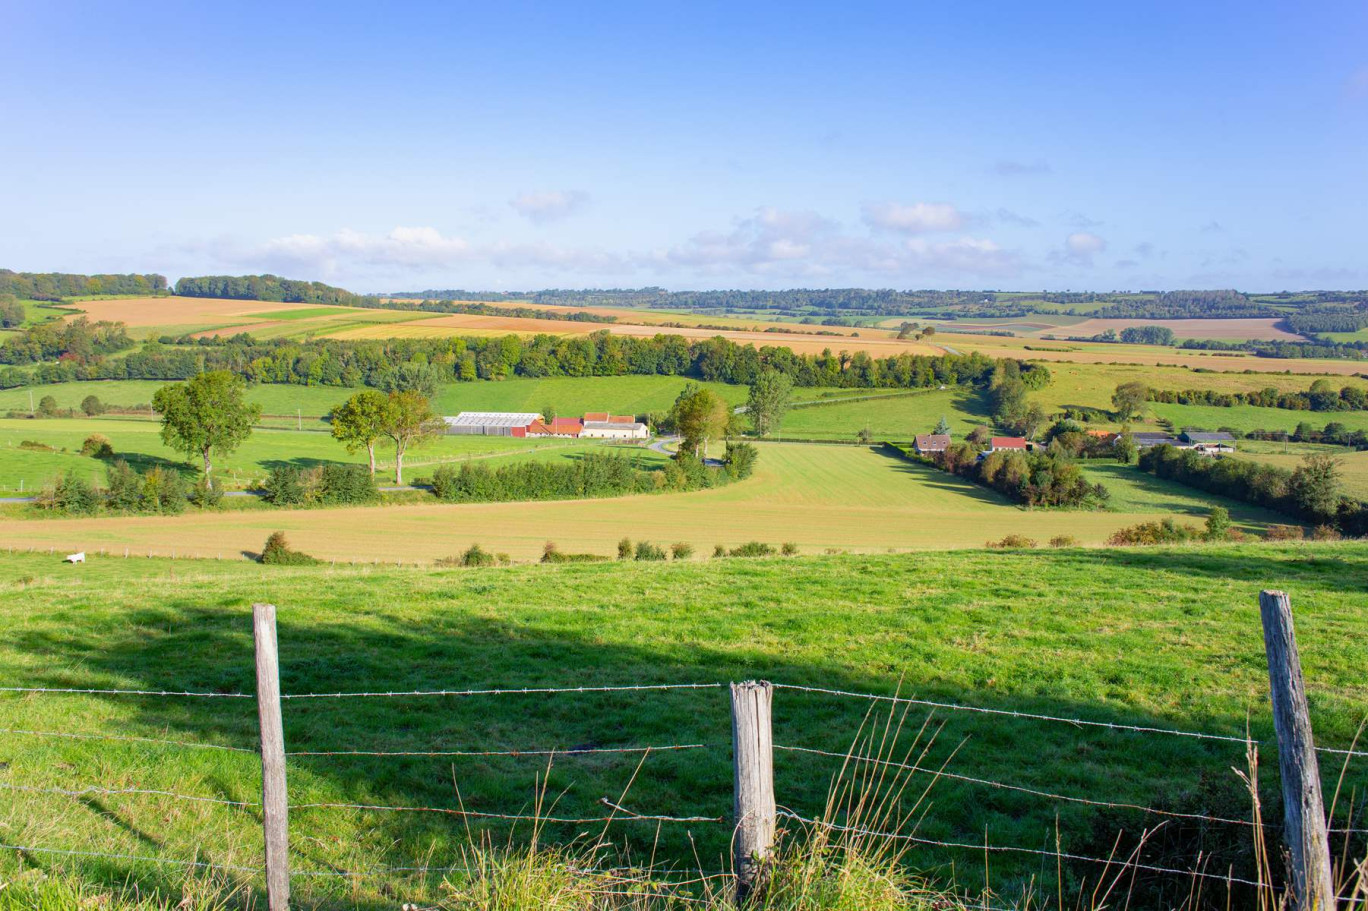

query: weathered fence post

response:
[1259,590,1334,911]
[731,680,776,904]
[253,603,290,910]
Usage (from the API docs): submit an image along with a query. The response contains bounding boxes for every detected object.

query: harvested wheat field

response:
[70,296,303,327]
[1062,317,1305,341]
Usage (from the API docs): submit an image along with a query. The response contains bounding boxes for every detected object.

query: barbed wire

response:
[289,800,723,824]
[278,682,726,700]
[286,742,710,758]
[0,842,260,873]
[0,685,250,698]
[0,781,258,808]
[0,727,255,753]
[772,683,1368,759]
[775,744,1368,835]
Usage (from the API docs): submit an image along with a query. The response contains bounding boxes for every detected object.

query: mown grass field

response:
[0,417,583,494]
[778,388,987,440]
[1229,442,1368,499]
[1,544,1365,909]
[1,443,1287,559]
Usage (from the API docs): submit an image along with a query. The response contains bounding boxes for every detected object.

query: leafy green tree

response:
[1204,506,1232,540]
[381,390,439,485]
[933,415,951,436]
[746,368,793,437]
[671,384,729,457]
[1113,430,1137,464]
[541,403,558,423]
[1289,453,1342,521]
[152,371,260,488]
[80,394,104,416]
[330,389,391,476]
[1111,382,1149,421]
[37,394,59,417]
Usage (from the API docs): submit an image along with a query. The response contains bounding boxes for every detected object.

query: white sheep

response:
[65,551,85,564]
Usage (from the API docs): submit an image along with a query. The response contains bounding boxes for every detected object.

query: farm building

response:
[989,436,1027,452]
[1181,431,1237,453]
[443,412,541,436]
[1132,432,1180,448]
[526,417,583,438]
[1087,430,1119,444]
[914,434,951,454]
[581,420,649,440]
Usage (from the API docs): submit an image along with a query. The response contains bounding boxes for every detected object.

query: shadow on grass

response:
[5,548,1368,908]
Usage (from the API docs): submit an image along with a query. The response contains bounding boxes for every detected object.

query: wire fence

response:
[1,606,1365,908]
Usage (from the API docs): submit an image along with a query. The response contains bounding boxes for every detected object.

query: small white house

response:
[580,421,649,440]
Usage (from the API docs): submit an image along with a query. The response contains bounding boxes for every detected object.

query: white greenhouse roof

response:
[445,412,541,427]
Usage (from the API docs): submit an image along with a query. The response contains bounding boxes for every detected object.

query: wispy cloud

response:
[994,208,1040,228]
[1200,221,1224,233]
[992,159,1051,177]
[861,201,967,234]
[509,190,590,223]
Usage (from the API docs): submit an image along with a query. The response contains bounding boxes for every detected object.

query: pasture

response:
[1,543,1365,908]
[1230,441,1368,499]
[0,443,1286,559]
[0,417,582,495]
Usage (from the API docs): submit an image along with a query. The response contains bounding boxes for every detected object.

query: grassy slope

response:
[0,418,583,493]
[779,388,988,440]
[0,545,1364,909]
[1,443,1288,560]
[1229,442,1368,499]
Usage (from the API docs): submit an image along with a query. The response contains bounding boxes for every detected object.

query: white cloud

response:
[994,208,1040,228]
[662,207,836,272]
[861,201,967,234]
[1053,231,1107,267]
[902,236,1023,277]
[509,190,590,223]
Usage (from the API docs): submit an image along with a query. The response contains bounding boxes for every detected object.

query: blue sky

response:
[4,1,1366,292]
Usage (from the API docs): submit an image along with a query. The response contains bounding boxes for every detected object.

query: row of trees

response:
[923,443,1108,508]
[1146,379,1368,412]
[1138,445,1365,534]
[989,360,1053,437]
[0,317,133,365]
[0,270,167,301]
[173,274,366,306]
[0,294,23,328]
[1,326,1008,395]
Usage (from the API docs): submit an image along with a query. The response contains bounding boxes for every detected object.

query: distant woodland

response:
[0,270,167,301]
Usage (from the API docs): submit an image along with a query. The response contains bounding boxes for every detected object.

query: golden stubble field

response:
[1,443,1279,563]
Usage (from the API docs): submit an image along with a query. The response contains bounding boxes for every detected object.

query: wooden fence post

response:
[1259,590,1334,911]
[731,680,776,904]
[253,603,291,910]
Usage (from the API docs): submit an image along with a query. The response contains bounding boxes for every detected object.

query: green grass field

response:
[1,442,1293,559]
[1229,442,1368,499]
[778,388,987,440]
[0,544,1364,908]
[0,417,589,494]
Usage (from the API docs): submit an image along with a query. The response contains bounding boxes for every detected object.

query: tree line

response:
[173,274,368,306]
[0,317,133,366]
[1092,290,1278,320]
[1138,445,1366,536]
[898,442,1109,509]
[1146,379,1368,412]
[0,270,167,301]
[1,326,1007,398]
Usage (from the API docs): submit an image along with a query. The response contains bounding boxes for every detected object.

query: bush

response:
[728,541,776,558]
[1312,524,1343,541]
[634,541,667,561]
[670,542,695,560]
[80,394,104,416]
[1204,506,1232,541]
[19,440,55,452]
[140,467,186,515]
[36,395,59,417]
[36,471,101,515]
[460,543,495,567]
[618,537,634,560]
[80,434,113,458]
[262,466,318,506]
[318,463,377,504]
[259,531,318,565]
[1264,524,1305,541]
[1107,519,1200,546]
[1049,535,1079,548]
[105,460,142,511]
[713,544,727,558]
[724,441,758,479]
[987,534,1037,549]
[188,477,223,509]
[781,542,799,556]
